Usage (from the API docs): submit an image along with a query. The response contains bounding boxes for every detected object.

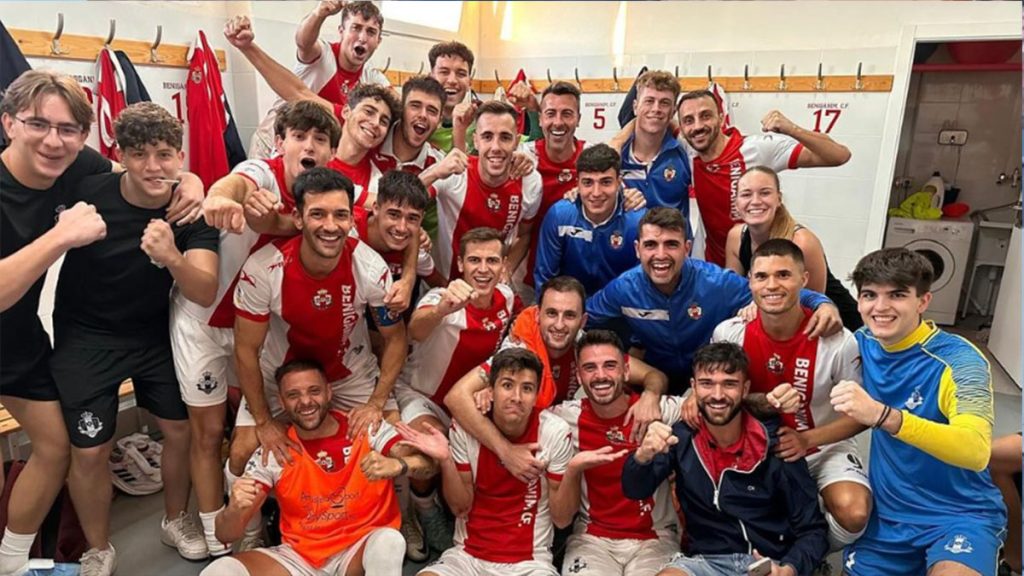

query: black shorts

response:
[1,354,60,402]
[50,344,188,448]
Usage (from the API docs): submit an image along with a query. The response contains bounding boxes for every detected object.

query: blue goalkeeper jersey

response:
[533,196,645,295]
[856,322,1005,528]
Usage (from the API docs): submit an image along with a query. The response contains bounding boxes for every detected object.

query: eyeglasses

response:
[13,116,85,140]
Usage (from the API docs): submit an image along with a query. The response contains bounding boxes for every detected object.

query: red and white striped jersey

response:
[371,125,445,176]
[689,127,802,265]
[398,285,518,406]
[295,39,390,109]
[712,312,861,443]
[234,235,395,384]
[174,157,297,328]
[450,410,573,564]
[549,395,682,540]
[520,138,586,287]
[432,157,542,281]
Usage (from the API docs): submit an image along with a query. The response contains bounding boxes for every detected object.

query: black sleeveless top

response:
[739,226,863,330]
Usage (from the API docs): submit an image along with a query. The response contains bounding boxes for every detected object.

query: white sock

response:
[0,528,35,574]
[826,511,866,551]
[361,528,404,576]
[199,507,229,551]
[200,556,250,576]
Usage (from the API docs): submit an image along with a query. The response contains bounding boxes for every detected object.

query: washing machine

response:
[883,217,974,325]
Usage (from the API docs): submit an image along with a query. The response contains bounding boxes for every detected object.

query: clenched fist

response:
[54,202,107,249]
[635,421,678,465]
[140,219,180,268]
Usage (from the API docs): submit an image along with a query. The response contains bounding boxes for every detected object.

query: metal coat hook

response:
[493,69,501,86]
[417,61,425,75]
[855,62,864,91]
[778,64,787,91]
[707,65,713,87]
[674,65,679,79]
[469,67,476,81]
[378,56,390,74]
[743,64,750,91]
[574,67,582,90]
[612,67,619,91]
[816,62,824,91]
[51,13,66,55]
[546,68,552,84]
[103,19,116,47]
[150,25,163,63]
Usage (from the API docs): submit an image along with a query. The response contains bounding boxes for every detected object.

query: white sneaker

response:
[117,434,162,483]
[206,536,231,558]
[400,507,428,562]
[160,512,209,561]
[236,531,264,553]
[109,446,162,496]
[79,544,116,576]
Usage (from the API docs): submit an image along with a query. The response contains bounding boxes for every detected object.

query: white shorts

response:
[235,372,399,427]
[253,530,375,576]
[395,384,451,429]
[419,546,558,576]
[807,437,871,491]
[169,304,233,407]
[562,532,679,576]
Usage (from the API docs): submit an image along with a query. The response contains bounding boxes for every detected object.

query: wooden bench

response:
[0,380,135,439]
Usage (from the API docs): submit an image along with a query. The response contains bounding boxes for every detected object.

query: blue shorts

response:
[843,514,1005,575]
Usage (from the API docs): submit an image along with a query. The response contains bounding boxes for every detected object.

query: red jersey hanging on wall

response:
[186,30,230,189]
[95,47,127,160]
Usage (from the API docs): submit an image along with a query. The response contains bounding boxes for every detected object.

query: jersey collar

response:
[880,320,937,353]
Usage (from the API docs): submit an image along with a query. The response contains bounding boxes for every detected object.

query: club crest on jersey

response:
[312,288,333,310]
[190,69,203,84]
[605,426,627,445]
[904,386,923,410]
[551,364,561,381]
[944,534,973,554]
[486,193,502,213]
[482,317,498,332]
[197,371,219,394]
[315,450,335,471]
[557,169,573,183]
[663,166,677,182]
[766,353,784,375]
[566,557,588,574]
[687,302,702,320]
[77,411,103,439]
[610,231,624,249]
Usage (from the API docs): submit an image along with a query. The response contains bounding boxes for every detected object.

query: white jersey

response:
[549,395,683,540]
[234,235,395,386]
[370,125,446,176]
[172,157,294,328]
[712,314,861,434]
[432,157,542,281]
[397,285,517,404]
[450,410,573,564]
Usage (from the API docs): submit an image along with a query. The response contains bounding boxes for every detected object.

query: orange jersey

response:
[248,411,401,568]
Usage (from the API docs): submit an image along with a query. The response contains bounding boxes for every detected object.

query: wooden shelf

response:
[10,27,227,71]
[470,74,893,94]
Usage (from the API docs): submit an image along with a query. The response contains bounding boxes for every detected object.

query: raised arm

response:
[760,110,851,168]
[295,1,343,63]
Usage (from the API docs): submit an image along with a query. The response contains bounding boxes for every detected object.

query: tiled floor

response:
[102,323,1022,575]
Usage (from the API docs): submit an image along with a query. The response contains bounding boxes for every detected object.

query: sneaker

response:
[79,544,116,576]
[160,512,209,561]
[206,537,231,558]
[236,531,265,553]
[109,446,162,496]
[400,507,428,562]
[117,434,162,483]
[417,506,454,554]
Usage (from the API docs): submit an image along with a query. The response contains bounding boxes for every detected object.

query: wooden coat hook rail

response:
[9,15,227,71]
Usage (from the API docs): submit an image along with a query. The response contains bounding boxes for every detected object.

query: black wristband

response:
[873,405,892,429]
[397,457,409,477]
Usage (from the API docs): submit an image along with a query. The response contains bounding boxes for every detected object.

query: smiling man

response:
[534,144,644,295]
[623,342,828,576]
[50,102,219,574]
[420,101,542,283]
[586,207,840,392]
[836,248,1006,576]
[229,169,407,542]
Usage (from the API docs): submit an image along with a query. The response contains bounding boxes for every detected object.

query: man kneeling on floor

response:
[202,359,435,576]
[623,342,828,576]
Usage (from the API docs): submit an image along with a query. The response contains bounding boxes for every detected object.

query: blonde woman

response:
[726,165,862,330]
